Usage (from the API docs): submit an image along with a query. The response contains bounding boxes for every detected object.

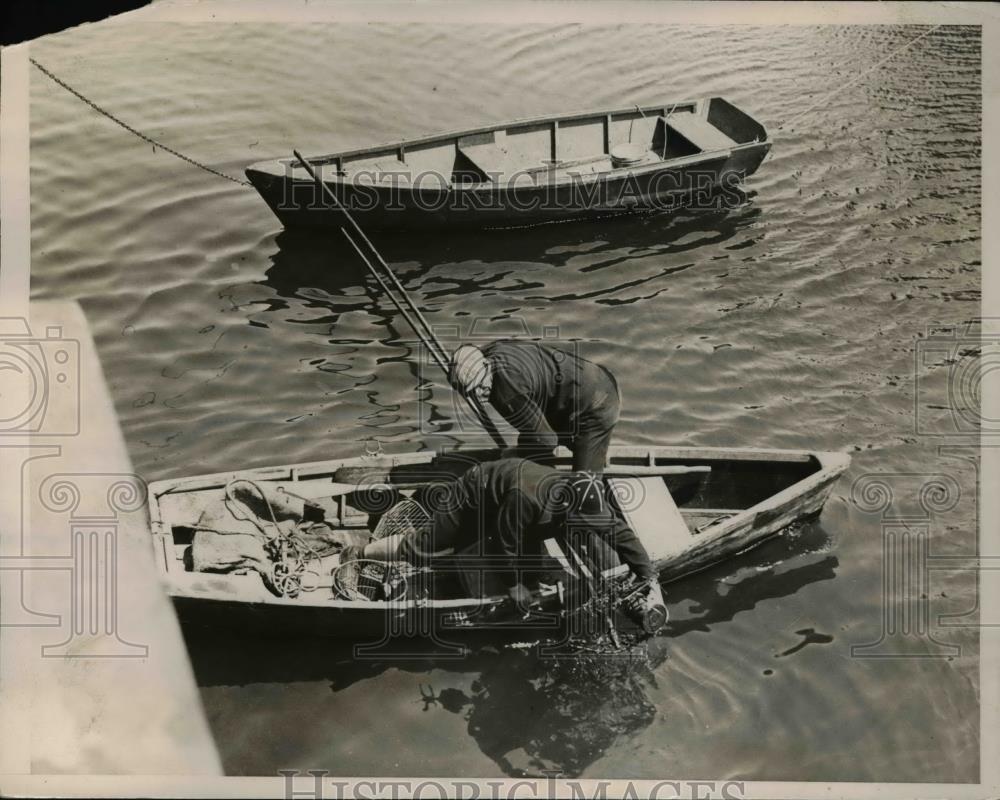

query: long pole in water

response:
[339,229,507,447]
[292,151,448,364]
[292,150,507,448]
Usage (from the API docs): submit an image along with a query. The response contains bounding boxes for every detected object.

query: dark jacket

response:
[484,341,618,456]
[446,459,653,585]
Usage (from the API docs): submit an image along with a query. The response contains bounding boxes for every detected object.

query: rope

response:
[30,57,251,187]
[223,478,326,596]
[777,24,943,133]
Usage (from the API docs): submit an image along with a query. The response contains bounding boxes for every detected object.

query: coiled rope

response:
[30,57,251,187]
[224,478,325,597]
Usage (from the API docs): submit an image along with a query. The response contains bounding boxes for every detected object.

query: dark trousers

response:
[566,371,620,471]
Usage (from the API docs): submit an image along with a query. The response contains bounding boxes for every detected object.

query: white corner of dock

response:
[0,301,223,782]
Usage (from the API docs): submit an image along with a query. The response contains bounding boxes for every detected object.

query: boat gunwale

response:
[250,98,707,168]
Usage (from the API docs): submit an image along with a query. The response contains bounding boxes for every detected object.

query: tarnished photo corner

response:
[1,2,997,799]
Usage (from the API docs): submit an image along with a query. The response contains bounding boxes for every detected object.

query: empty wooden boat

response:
[148,444,848,639]
[246,97,770,230]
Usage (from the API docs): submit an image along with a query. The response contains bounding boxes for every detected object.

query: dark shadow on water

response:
[251,187,762,352]
[183,518,837,778]
[660,521,838,639]
[261,229,374,310]
[261,187,761,296]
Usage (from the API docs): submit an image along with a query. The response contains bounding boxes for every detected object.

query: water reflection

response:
[261,229,379,318]
[662,522,837,638]
[421,647,657,778]
[251,192,762,446]
[262,187,758,294]
[184,518,836,777]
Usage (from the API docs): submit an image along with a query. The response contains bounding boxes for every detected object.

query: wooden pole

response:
[293,150,450,365]
[293,152,507,446]
[339,228,447,372]
[337,228,507,447]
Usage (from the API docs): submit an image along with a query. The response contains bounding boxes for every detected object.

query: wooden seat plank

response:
[664,113,737,152]
[610,477,693,561]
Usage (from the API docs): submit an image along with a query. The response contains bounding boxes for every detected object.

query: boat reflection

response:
[260,185,759,296]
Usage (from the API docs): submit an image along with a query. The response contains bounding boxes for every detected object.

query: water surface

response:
[30,21,980,781]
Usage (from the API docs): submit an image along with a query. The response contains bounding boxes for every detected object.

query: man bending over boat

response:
[342,457,666,631]
[448,341,620,471]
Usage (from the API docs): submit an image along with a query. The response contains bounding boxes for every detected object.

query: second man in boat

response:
[344,457,667,632]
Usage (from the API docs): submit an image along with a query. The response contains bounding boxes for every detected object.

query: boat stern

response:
[804,450,852,516]
[707,97,769,144]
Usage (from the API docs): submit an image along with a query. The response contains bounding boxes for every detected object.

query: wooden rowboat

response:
[148,445,848,639]
[246,97,770,230]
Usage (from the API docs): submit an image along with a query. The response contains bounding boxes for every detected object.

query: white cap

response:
[449,344,490,396]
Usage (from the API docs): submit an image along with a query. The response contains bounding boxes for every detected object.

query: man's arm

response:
[490,378,559,457]
[608,519,656,581]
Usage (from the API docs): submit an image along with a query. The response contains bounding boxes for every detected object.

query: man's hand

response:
[621,578,669,634]
[507,582,534,612]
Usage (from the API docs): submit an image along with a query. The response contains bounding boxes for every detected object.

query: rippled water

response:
[30,21,980,781]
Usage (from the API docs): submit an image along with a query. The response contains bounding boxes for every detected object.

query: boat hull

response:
[246,144,770,231]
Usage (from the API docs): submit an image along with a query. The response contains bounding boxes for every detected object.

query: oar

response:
[340,227,449,372]
[601,465,710,477]
[292,150,507,448]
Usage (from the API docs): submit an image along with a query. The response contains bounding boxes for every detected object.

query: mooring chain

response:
[30,57,251,188]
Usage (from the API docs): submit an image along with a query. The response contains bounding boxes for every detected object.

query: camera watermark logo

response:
[0,317,80,436]
[913,318,999,436]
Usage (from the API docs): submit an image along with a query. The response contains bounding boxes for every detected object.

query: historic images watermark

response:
[849,318,997,658]
[0,316,148,658]
[276,163,748,216]
[849,469,965,658]
[278,772,747,800]
[913,318,999,437]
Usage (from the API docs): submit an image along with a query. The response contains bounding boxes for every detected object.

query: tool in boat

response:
[370,497,432,541]
[292,149,506,448]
